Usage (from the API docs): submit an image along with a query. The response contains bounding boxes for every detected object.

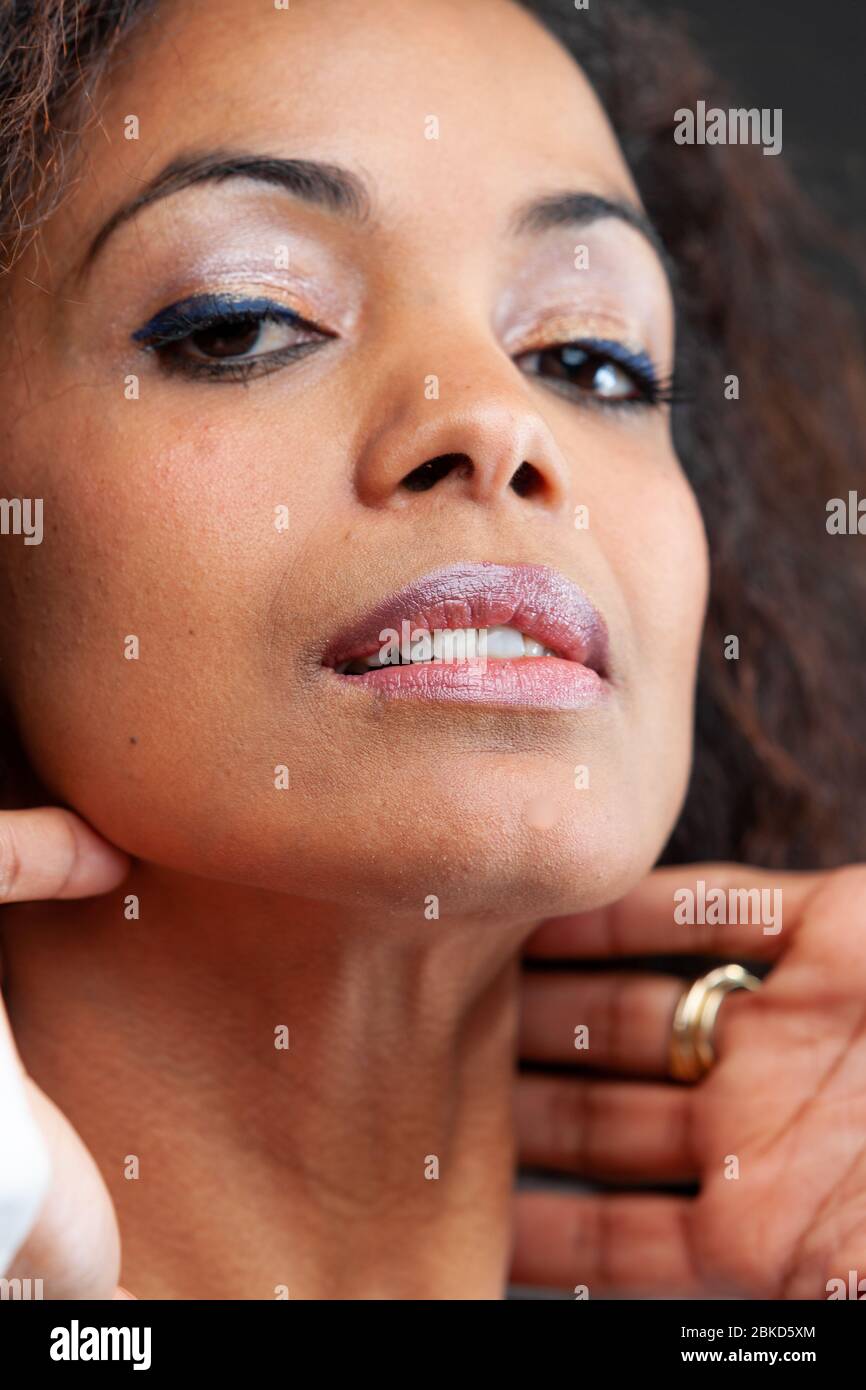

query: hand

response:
[0,808,131,1298]
[511,863,866,1299]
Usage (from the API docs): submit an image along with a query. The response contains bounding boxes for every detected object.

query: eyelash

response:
[131,294,328,382]
[132,295,678,408]
[515,338,678,411]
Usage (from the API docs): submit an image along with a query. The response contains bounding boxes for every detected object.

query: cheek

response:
[0,405,325,816]
[617,465,709,677]
[614,466,709,820]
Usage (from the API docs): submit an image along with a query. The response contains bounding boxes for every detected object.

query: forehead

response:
[85,0,639,229]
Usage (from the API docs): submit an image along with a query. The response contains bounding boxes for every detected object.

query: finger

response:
[511,1189,701,1296]
[519,970,687,1077]
[516,1073,697,1183]
[0,808,129,904]
[525,862,826,963]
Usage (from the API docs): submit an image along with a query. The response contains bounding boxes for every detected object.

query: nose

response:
[352,335,572,514]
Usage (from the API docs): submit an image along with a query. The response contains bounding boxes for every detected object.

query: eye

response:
[515,338,673,408]
[132,295,332,381]
[180,316,292,361]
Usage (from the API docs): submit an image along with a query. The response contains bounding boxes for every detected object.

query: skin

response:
[0,0,711,1297]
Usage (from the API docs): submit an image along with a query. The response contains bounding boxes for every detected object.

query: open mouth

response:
[333,624,564,674]
[320,562,611,709]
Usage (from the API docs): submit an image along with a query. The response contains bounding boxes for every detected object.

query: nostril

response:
[401,453,472,492]
[509,461,544,498]
[400,455,544,497]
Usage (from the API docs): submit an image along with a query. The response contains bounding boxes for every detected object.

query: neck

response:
[1,862,540,1299]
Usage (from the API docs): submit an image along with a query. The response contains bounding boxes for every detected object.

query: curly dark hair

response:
[1,0,864,870]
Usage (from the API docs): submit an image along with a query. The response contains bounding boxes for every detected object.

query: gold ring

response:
[668,963,761,1082]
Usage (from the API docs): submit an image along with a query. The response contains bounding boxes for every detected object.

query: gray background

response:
[651,0,865,230]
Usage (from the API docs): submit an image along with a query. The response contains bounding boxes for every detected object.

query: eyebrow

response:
[510,190,669,272]
[84,150,670,278]
[84,151,373,264]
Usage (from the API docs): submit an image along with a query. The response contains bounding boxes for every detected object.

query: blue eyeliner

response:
[132,294,304,347]
[131,296,675,404]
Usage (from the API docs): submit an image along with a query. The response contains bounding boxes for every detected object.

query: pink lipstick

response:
[321,562,611,710]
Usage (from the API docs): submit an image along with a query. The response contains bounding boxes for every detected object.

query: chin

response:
[227,778,678,925]
[37,722,688,926]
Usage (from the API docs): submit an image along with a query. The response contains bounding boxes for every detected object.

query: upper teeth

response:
[336,625,558,674]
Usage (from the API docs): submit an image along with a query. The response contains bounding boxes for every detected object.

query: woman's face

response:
[0,0,708,919]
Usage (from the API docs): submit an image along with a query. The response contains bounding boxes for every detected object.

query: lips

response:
[320,562,611,710]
